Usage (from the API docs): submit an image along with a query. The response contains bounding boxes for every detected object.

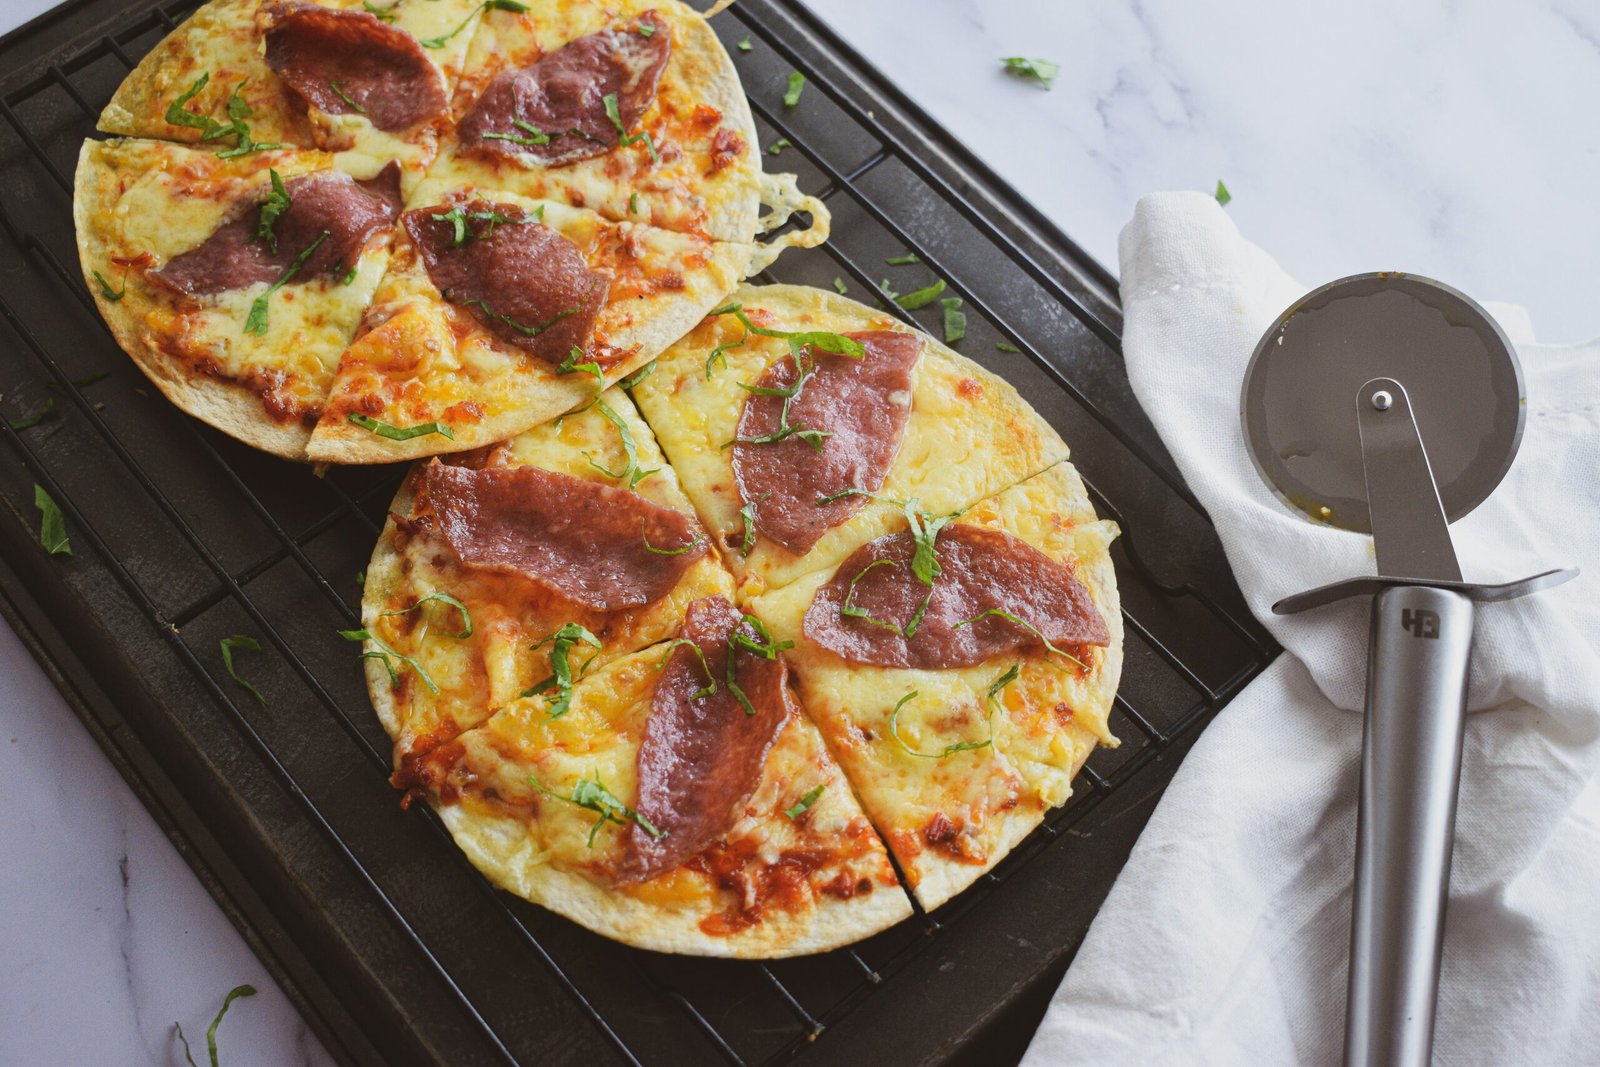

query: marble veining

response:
[4,0,1599,1058]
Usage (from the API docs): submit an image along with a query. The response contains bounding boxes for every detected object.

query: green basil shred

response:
[896,278,947,310]
[655,637,717,700]
[531,775,662,847]
[523,623,601,718]
[244,230,330,335]
[483,118,552,147]
[888,690,993,760]
[642,520,705,556]
[255,169,292,254]
[785,784,825,820]
[585,400,657,488]
[421,0,526,48]
[1214,179,1232,206]
[93,269,126,301]
[328,80,366,114]
[783,71,805,108]
[940,296,966,344]
[219,635,267,709]
[1000,56,1060,90]
[602,91,659,162]
[8,397,54,431]
[175,983,256,1067]
[953,608,1088,669]
[340,628,440,694]
[346,414,455,441]
[381,591,473,638]
[34,484,70,556]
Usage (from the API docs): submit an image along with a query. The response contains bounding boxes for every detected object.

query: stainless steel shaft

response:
[1343,584,1474,1067]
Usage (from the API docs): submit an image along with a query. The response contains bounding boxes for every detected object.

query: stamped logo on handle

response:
[1401,608,1440,640]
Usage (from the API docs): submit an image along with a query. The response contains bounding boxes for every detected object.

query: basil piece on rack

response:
[219,635,267,709]
[34,484,70,557]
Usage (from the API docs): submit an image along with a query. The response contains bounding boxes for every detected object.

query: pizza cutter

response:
[1239,273,1576,1067]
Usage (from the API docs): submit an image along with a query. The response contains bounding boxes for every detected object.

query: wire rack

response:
[0,1,1277,1063]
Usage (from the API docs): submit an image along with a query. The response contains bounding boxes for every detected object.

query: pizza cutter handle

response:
[1344,584,1474,1067]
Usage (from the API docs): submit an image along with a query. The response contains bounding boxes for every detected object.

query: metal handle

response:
[1344,584,1473,1067]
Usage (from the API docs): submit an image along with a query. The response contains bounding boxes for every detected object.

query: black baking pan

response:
[0,1,1277,1062]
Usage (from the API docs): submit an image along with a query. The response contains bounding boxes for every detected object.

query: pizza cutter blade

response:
[1239,273,1576,1067]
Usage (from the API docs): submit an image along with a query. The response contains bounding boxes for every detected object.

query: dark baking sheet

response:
[0,1,1278,1063]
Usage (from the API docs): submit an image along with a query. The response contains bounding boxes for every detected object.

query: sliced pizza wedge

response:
[73,137,401,459]
[97,0,482,187]
[305,186,752,463]
[747,462,1123,911]
[402,595,912,956]
[632,283,1073,599]
[360,387,735,778]
[430,0,821,245]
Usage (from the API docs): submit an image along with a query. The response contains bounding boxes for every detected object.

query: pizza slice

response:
[305,184,755,463]
[429,0,820,245]
[97,0,483,186]
[747,462,1123,911]
[359,387,735,779]
[73,137,401,459]
[403,595,912,956]
[631,283,1073,599]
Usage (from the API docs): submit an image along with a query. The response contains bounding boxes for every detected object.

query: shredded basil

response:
[767,137,791,156]
[724,613,792,716]
[328,80,366,114]
[996,340,1021,353]
[8,397,54,431]
[421,0,525,48]
[93,269,126,302]
[705,324,749,379]
[255,169,291,254]
[953,608,1088,669]
[635,21,656,36]
[584,400,657,488]
[815,489,961,591]
[1214,179,1232,207]
[346,414,455,441]
[628,190,639,214]
[877,278,899,302]
[483,118,552,147]
[219,635,266,709]
[461,297,575,338]
[176,983,256,1067]
[601,92,660,162]
[34,484,70,556]
[362,0,399,21]
[940,296,966,344]
[431,203,530,245]
[785,784,825,820]
[897,278,947,310]
[783,71,805,108]
[524,622,601,718]
[531,775,661,847]
[244,230,329,335]
[617,360,655,390]
[655,637,717,699]
[885,253,920,265]
[355,568,366,588]
[737,36,753,52]
[737,500,758,557]
[340,628,440,693]
[381,591,472,638]
[839,558,931,637]
[642,520,705,556]
[832,276,848,295]
[165,73,284,157]
[888,690,993,760]
[1000,56,1060,90]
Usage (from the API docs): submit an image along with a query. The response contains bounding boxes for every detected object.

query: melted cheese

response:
[632,292,1068,598]
[747,467,1122,907]
[436,0,762,241]
[363,387,735,757]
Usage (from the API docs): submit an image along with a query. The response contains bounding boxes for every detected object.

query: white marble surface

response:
[4,0,1598,1061]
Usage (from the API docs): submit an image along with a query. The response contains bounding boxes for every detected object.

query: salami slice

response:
[423,460,705,610]
[804,524,1110,669]
[150,169,398,296]
[264,2,447,132]
[402,200,609,364]
[733,331,921,555]
[620,596,792,884]
[458,12,670,167]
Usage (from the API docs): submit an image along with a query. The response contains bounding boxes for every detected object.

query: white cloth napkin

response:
[1023,192,1600,1066]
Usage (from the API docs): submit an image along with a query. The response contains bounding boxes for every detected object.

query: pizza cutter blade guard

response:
[1239,273,1576,1067]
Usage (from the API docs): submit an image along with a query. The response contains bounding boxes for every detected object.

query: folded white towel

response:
[1023,192,1600,1066]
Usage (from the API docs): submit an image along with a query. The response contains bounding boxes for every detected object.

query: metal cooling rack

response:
[0,1,1277,1064]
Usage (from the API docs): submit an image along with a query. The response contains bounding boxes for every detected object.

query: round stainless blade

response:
[1240,273,1525,533]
